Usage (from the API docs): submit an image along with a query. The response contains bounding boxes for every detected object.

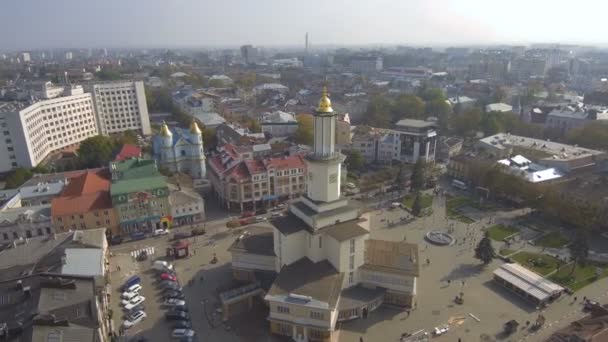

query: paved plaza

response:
[107,192,608,342]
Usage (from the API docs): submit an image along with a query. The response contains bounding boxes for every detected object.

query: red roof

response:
[51,170,113,217]
[114,144,141,161]
[264,155,305,170]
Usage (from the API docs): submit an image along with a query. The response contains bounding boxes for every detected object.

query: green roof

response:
[111,175,167,196]
[111,158,159,180]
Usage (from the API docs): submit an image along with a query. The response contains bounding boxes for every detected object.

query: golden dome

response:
[160,121,172,137]
[316,86,333,113]
[190,120,202,135]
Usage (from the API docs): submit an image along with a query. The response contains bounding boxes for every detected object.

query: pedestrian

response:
[574,296,578,302]
[447,279,451,286]
[583,296,587,302]
[360,337,364,342]
[458,338,462,342]
[526,321,530,326]
[426,258,430,266]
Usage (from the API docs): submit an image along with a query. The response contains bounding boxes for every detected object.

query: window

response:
[350,239,355,254]
[310,311,324,320]
[26,230,32,238]
[318,236,322,249]
[277,306,289,314]
[12,232,18,239]
[37,228,43,236]
[349,255,355,270]
[2,233,7,240]
[46,227,51,234]
[349,271,354,284]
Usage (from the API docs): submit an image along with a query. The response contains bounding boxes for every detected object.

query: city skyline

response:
[2,0,608,50]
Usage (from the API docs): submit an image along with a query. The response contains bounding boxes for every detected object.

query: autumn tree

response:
[475,232,495,265]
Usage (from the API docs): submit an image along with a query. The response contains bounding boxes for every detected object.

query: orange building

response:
[51,169,119,237]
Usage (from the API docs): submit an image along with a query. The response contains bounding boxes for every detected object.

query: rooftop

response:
[267,257,343,309]
[228,227,275,256]
[19,181,65,200]
[493,263,564,302]
[361,239,420,277]
[0,205,51,225]
[51,170,112,217]
[114,144,142,161]
[478,133,604,161]
[192,112,226,127]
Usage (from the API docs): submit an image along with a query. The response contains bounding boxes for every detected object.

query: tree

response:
[425,98,451,132]
[249,119,262,133]
[391,94,425,121]
[418,87,445,102]
[293,114,313,145]
[5,168,33,189]
[411,192,423,217]
[569,231,589,276]
[566,121,608,150]
[234,72,256,90]
[115,130,138,145]
[202,127,217,150]
[492,87,507,103]
[362,95,392,128]
[410,160,426,192]
[474,233,495,265]
[146,87,173,112]
[77,136,117,168]
[345,150,365,171]
[450,108,482,137]
[95,68,122,81]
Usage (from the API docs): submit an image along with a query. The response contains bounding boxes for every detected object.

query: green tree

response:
[5,168,33,189]
[418,87,445,102]
[450,108,482,137]
[77,136,117,168]
[391,94,425,120]
[566,121,608,150]
[474,233,495,265]
[115,130,138,145]
[411,192,423,217]
[95,68,122,81]
[425,98,451,132]
[294,114,313,145]
[362,95,392,128]
[249,119,262,133]
[235,72,257,89]
[410,160,426,191]
[146,87,173,112]
[345,150,365,171]
[492,87,507,103]
[482,112,504,136]
[569,231,590,276]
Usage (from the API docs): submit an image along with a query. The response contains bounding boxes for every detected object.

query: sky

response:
[1,0,607,50]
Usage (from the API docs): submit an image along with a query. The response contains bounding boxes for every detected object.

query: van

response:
[131,232,146,241]
[122,275,141,292]
[452,179,468,190]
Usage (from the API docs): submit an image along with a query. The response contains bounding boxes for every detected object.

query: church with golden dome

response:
[152,120,207,179]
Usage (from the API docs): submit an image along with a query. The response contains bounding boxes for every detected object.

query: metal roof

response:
[493,263,564,301]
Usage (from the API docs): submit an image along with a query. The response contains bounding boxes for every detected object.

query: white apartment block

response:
[88,81,151,135]
[0,88,98,172]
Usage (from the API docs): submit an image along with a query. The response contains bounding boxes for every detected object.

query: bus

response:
[451,179,468,190]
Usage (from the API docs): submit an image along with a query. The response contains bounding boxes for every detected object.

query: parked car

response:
[109,236,123,245]
[239,218,254,226]
[584,299,599,311]
[255,208,268,215]
[123,296,146,311]
[271,212,283,218]
[121,290,140,301]
[172,329,195,338]
[160,280,182,291]
[153,260,174,272]
[255,216,267,222]
[123,284,142,294]
[159,273,177,281]
[166,311,190,321]
[172,305,189,313]
[122,310,147,329]
[162,286,183,294]
[164,292,185,300]
[164,298,186,307]
[172,321,192,329]
[124,304,145,316]
[131,232,146,241]
[240,211,255,218]
[121,275,141,292]
[153,229,169,236]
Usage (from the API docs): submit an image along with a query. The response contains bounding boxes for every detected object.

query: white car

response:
[123,296,146,311]
[172,329,195,338]
[121,290,139,301]
[164,298,186,307]
[122,310,146,329]
[124,283,142,294]
[153,229,169,236]
[255,216,267,222]
[433,325,449,336]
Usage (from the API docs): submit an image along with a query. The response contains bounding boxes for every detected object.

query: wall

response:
[276,229,306,269]
[231,251,276,272]
[53,208,119,236]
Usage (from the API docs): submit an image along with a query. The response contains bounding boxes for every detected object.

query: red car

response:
[160,273,177,281]
[240,211,255,218]
[239,218,255,226]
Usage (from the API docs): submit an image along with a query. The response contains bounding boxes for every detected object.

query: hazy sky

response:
[1,0,607,50]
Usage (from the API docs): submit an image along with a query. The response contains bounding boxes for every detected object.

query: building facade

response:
[109,159,171,236]
[0,89,98,172]
[169,186,205,227]
[87,81,151,135]
[51,169,120,237]
[260,111,298,137]
[153,121,206,179]
[207,148,307,211]
[0,205,53,243]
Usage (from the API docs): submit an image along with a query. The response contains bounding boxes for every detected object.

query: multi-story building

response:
[260,111,298,137]
[0,88,98,172]
[87,80,151,135]
[0,204,52,243]
[350,120,437,165]
[169,185,205,227]
[109,159,171,236]
[207,145,307,211]
[51,169,119,237]
[350,56,383,73]
[215,122,266,146]
[545,105,608,135]
[153,121,206,180]
[240,45,259,65]
[225,88,419,341]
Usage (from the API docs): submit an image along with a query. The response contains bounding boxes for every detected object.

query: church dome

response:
[160,121,172,137]
[190,120,202,135]
[317,86,333,113]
